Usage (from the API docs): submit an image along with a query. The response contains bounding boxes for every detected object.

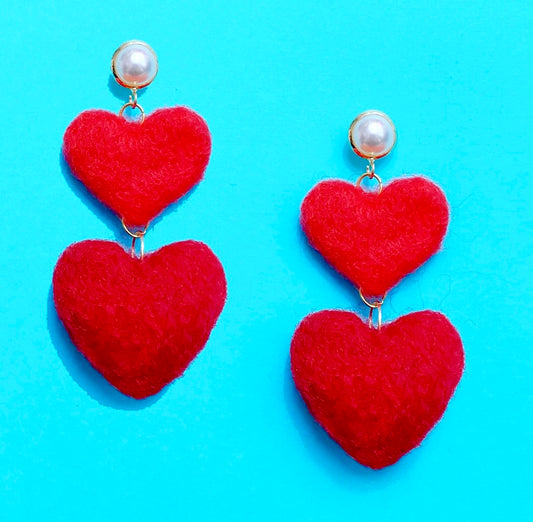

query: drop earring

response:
[53,41,226,400]
[290,110,464,469]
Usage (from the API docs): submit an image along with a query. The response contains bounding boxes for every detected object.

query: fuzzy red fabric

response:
[63,107,211,227]
[300,177,449,296]
[291,310,464,469]
[53,240,226,399]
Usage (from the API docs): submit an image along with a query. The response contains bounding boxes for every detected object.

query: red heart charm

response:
[63,107,211,227]
[53,240,226,399]
[300,177,449,296]
[291,310,464,469]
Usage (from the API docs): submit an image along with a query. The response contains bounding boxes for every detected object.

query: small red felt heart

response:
[63,107,211,227]
[301,177,449,296]
[53,240,226,399]
[291,310,464,469]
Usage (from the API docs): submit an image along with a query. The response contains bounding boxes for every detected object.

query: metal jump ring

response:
[121,219,148,238]
[356,171,383,194]
[118,101,145,123]
[358,289,387,329]
[121,219,148,259]
[358,289,386,308]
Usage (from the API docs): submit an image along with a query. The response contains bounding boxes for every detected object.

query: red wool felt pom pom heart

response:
[300,176,449,296]
[53,240,226,399]
[63,107,211,227]
[291,310,464,469]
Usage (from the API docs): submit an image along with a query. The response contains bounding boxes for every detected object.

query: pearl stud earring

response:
[111,40,158,89]
[108,40,159,124]
[290,110,464,469]
[349,110,396,159]
[52,40,226,400]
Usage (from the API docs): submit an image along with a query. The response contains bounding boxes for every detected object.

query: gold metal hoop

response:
[358,289,386,308]
[356,171,383,194]
[121,218,148,258]
[118,101,145,123]
[358,289,387,329]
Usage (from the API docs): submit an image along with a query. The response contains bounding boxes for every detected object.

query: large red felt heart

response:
[53,240,226,399]
[291,310,464,469]
[63,107,211,227]
[300,177,449,296]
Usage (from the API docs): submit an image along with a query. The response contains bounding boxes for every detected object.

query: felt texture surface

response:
[300,176,449,296]
[53,239,226,399]
[291,310,464,469]
[63,106,211,227]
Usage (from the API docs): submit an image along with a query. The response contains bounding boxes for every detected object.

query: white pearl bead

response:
[112,41,158,88]
[349,111,396,159]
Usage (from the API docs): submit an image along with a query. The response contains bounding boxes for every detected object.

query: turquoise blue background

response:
[1,1,531,520]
